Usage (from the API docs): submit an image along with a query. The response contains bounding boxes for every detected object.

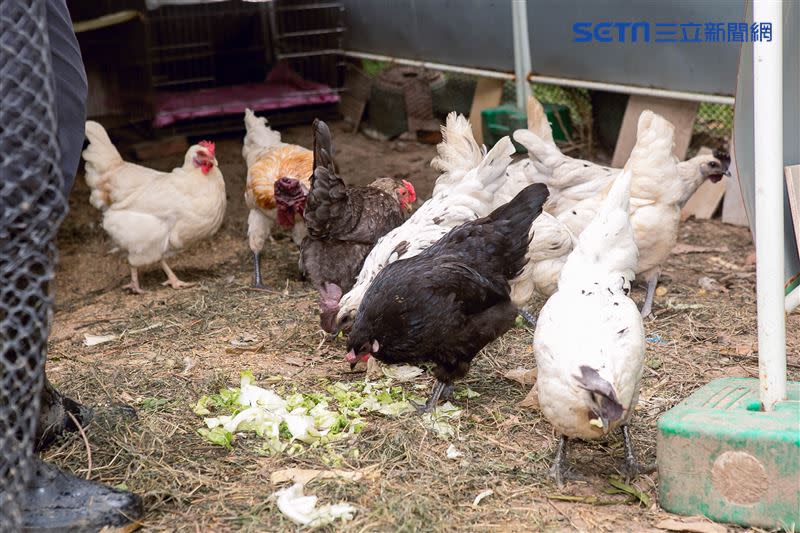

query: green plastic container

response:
[657,377,800,531]
[481,103,573,152]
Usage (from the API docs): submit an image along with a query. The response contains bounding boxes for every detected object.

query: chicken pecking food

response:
[300,119,416,333]
[533,168,651,487]
[82,121,225,293]
[334,113,518,334]
[347,183,549,412]
[512,96,730,217]
[242,108,314,288]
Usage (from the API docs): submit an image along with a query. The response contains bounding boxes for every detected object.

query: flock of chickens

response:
[81,95,730,486]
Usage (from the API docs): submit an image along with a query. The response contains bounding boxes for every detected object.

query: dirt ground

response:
[46,121,799,532]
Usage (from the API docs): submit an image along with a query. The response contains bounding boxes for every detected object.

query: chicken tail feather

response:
[312,119,335,173]
[242,108,282,167]
[431,112,483,175]
[83,121,124,209]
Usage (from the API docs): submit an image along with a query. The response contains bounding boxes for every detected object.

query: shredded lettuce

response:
[195,371,427,452]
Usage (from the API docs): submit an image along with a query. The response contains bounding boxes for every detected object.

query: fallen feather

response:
[381,364,424,382]
[698,276,728,293]
[270,466,378,485]
[504,367,537,386]
[655,517,727,533]
[446,444,463,459]
[472,489,494,507]
[83,333,118,347]
[274,483,356,528]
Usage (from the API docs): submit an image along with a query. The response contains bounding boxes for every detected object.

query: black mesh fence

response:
[0,0,68,529]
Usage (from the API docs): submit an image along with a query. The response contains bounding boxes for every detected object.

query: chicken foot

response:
[620,425,656,481]
[548,436,588,488]
[640,271,659,318]
[122,267,145,294]
[413,380,454,414]
[161,260,195,289]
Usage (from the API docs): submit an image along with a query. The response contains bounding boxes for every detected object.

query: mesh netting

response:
[0,0,67,528]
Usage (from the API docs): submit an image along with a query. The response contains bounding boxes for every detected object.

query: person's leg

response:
[0,1,142,530]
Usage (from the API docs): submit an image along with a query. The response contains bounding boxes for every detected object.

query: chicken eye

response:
[709,161,719,168]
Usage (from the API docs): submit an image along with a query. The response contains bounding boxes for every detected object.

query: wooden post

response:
[469,77,505,145]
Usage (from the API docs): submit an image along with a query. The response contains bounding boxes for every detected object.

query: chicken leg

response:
[518,308,537,327]
[252,251,266,289]
[413,380,454,413]
[620,425,656,481]
[161,260,195,289]
[548,436,587,488]
[122,267,144,294]
[640,270,659,318]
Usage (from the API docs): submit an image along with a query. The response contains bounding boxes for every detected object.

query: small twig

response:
[66,411,92,480]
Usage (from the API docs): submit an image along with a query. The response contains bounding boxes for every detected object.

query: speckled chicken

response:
[336,114,520,334]
[300,119,416,333]
[534,168,650,487]
[346,183,550,412]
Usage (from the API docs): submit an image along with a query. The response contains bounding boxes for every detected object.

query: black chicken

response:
[346,182,550,411]
[300,120,416,333]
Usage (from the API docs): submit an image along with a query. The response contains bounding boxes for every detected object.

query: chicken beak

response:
[346,349,358,371]
[589,416,611,434]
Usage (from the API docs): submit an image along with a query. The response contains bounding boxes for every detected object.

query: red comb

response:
[402,179,416,203]
[199,140,215,157]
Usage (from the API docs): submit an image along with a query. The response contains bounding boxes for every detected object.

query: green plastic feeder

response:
[481,103,573,152]
[657,377,800,530]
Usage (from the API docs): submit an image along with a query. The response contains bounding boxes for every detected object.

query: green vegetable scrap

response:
[194,371,424,453]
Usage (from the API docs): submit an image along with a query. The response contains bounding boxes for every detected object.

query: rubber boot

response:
[35,377,93,452]
[22,458,143,532]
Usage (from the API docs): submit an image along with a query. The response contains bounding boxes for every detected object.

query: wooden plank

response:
[338,64,372,133]
[681,146,727,221]
[681,178,728,221]
[611,94,699,167]
[722,163,750,226]
[786,165,800,255]
[469,77,504,145]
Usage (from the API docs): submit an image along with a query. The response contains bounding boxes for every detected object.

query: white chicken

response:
[554,111,684,318]
[83,121,226,293]
[335,113,516,332]
[533,168,649,487]
[513,95,730,217]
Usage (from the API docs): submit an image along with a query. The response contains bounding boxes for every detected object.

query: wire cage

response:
[69,0,345,134]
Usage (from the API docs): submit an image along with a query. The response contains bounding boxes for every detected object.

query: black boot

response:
[35,378,93,452]
[22,458,143,532]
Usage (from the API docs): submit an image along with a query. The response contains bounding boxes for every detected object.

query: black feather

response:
[347,183,549,383]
